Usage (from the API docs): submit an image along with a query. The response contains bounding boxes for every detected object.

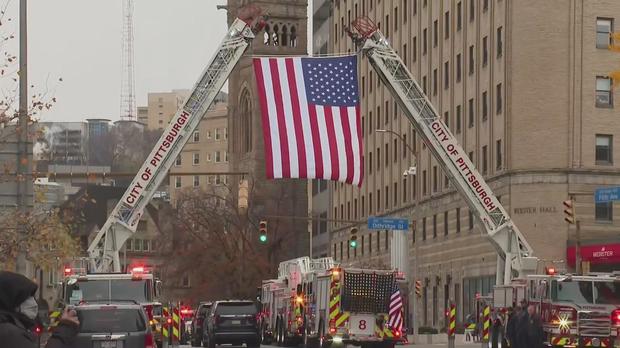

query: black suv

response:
[191,301,212,347]
[205,300,260,348]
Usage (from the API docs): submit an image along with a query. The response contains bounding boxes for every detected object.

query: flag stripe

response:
[253,59,274,179]
[307,104,323,179]
[259,59,283,178]
[287,58,308,178]
[278,58,299,177]
[269,58,291,178]
[324,106,340,181]
[316,106,332,179]
[354,106,364,186]
[340,106,355,184]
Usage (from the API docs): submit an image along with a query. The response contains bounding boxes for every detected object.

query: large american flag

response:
[253,55,364,186]
[387,288,404,331]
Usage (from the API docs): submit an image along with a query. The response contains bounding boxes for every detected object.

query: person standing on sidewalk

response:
[525,304,544,348]
[0,271,80,348]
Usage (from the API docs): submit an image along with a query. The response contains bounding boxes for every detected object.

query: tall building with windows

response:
[330,0,620,329]
[146,89,190,131]
[169,95,229,204]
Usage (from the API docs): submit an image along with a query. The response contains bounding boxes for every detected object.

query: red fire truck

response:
[495,272,620,347]
[260,257,405,348]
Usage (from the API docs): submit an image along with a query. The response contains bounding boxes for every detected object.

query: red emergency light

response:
[546,267,556,275]
[132,266,145,273]
[64,267,72,276]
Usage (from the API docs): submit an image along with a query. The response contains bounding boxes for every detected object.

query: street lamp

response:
[376,129,417,175]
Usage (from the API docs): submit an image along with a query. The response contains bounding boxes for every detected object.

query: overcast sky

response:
[14,0,231,122]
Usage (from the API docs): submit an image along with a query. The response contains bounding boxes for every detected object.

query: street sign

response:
[367,217,409,230]
[595,187,620,203]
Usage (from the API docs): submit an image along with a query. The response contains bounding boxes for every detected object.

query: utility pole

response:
[16,0,30,275]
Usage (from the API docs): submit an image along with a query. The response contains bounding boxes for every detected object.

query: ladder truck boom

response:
[347,18,537,285]
[87,10,266,272]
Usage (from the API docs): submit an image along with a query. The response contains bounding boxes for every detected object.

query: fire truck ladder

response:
[348,17,537,285]
[87,9,267,273]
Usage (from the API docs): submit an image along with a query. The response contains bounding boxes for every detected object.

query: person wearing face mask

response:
[0,271,80,348]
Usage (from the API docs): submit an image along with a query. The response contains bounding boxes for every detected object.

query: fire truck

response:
[260,257,405,348]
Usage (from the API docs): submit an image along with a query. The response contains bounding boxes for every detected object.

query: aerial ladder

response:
[87,7,267,272]
[347,18,538,285]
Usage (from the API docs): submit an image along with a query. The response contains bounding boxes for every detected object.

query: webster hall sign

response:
[513,206,558,215]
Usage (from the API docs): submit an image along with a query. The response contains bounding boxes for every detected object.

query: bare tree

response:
[159,177,296,301]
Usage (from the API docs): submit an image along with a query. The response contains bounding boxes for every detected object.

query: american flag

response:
[387,288,404,331]
[253,55,363,186]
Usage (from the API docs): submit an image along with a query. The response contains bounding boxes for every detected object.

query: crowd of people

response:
[465,299,544,348]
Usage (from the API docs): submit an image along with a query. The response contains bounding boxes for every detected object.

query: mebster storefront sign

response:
[566,243,620,266]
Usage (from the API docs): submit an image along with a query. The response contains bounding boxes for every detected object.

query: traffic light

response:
[349,227,358,248]
[259,220,268,243]
[415,279,422,298]
[563,199,575,224]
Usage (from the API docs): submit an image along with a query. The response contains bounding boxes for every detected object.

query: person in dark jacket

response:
[525,304,544,348]
[0,271,79,348]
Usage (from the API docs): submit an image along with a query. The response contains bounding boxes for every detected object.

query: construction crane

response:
[347,17,538,285]
[87,6,267,272]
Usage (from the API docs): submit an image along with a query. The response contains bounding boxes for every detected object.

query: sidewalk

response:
[404,334,493,347]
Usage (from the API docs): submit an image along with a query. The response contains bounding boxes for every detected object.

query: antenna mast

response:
[120,0,137,121]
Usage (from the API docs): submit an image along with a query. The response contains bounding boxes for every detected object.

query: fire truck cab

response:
[526,273,620,348]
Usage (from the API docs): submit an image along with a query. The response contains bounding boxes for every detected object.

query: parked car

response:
[204,300,260,348]
[74,302,155,348]
[191,302,213,347]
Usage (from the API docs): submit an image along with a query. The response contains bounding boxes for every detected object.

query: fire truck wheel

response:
[275,317,282,345]
[207,335,215,348]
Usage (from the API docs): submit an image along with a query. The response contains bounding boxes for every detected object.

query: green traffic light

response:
[259,234,268,243]
[349,240,357,248]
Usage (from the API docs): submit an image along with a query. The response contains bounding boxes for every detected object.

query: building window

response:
[445,12,450,39]
[385,185,389,209]
[413,0,417,15]
[182,273,191,288]
[215,151,221,163]
[468,98,474,128]
[126,239,133,251]
[595,202,613,222]
[469,0,475,22]
[444,211,449,236]
[496,83,503,114]
[483,0,488,11]
[469,45,474,75]
[377,147,381,169]
[444,111,450,130]
[423,28,428,55]
[361,195,365,217]
[469,210,474,230]
[482,36,488,66]
[422,217,427,240]
[368,111,373,134]
[456,208,461,233]
[385,14,390,37]
[377,189,381,212]
[394,138,398,162]
[369,151,373,174]
[385,101,389,124]
[376,232,380,251]
[444,61,449,89]
[597,18,613,49]
[175,156,181,166]
[394,182,398,206]
[433,69,438,96]
[394,7,398,30]
[482,145,488,174]
[456,105,462,133]
[134,239,142,252]
[596,76,613,108]
[432,166,438,192]
[207,130,212,139]
[433,20,438,47]
[403,177,408,203]
[457,2,462,30]
[496,139,503,169]
[215,128,221,140]
[377,106,381,128]
[193,153,199,165]
[423,170,427,195]
[596,134,613,165]
[224,127,228,139]
[422,75,427,94]
[369,192,373,214]
[403,1,407,22]
[497,26,503,57]
[403,134,408,158]
[193,175,199,187]
[193,131,200,142]
[225,151,229,162]
[433,214,437,238]
[456,54,462,82]
[482,91,489,120]
[354,199,358,219]
[413,36,417,62]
